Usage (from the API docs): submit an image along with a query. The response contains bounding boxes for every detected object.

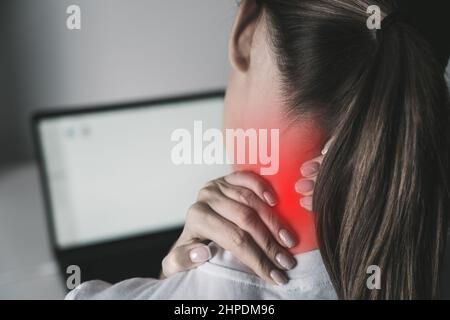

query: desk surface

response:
[0,163,65,299]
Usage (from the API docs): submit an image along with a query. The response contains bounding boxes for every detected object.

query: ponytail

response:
[261,0,450,299]
[314,16,450,299]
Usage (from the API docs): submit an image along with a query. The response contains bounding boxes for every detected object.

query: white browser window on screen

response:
[38,97,230,249]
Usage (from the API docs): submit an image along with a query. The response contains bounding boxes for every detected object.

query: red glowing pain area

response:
[230,120,326,255]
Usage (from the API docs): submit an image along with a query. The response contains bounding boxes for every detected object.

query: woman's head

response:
[224,0,285,132]
[225,0,450,299]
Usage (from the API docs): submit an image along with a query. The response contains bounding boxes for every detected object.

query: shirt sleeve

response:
[65,278,162,300]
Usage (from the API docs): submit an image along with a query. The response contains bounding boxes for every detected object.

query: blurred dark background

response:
[0,0,234,299]
[0,0,234,166]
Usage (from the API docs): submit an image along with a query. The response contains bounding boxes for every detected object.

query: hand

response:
[161,171,298,285]
[295,140,330,211]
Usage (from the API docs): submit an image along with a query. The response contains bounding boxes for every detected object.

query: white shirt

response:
[66,243,337,300]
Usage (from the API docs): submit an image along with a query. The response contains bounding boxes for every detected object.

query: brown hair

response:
[257,0,450,299]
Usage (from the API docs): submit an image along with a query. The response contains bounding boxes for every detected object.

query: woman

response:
[68,0,450,299]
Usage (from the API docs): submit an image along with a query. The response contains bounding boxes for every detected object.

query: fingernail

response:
[279,229,296,248]
[300,162,320,177]
[295,179,315,194]
[263,191,277,206]
[189,246,212,263]
[300,196,313,210]
[276,253,296,270]
[270,269,288,286]
[322,139,333,155]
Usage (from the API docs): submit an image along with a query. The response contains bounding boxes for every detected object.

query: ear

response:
[229,0,262,72]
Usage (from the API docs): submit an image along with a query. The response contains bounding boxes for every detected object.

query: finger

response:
[300,195,313,211]
[295,178,316,197]
[296,156,323,197]
[199,184,296,271]
[297,154,325,211]
[321,137,335,155]
[161,242,212,278]
[187,202,288,285]
[224,171,278,207]
[299,137,333,179]
[300,155,324,178]
[215,180,297,249]
[296,175,316,210]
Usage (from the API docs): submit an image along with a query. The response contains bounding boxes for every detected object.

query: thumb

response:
[161,243,212,278]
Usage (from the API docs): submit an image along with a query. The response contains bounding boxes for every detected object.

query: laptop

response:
[32,91,230,286]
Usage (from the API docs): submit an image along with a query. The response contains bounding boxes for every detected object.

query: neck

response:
[232,119,326,255]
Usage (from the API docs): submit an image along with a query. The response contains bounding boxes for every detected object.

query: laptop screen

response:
[36,94,230,249]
